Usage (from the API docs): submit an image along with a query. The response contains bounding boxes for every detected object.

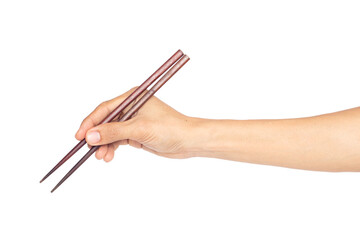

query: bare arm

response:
[188,108,360,171]
[76,88,360,172]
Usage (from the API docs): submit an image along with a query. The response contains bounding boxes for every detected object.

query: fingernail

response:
[87,131,100,144]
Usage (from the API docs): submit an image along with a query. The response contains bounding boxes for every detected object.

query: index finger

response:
[75,87,137,140]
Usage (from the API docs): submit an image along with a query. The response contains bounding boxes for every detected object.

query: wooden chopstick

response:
[40,50,184,184]
[47,53,190,192]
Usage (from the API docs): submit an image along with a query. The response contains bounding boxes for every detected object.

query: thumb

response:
[86,120,139,146]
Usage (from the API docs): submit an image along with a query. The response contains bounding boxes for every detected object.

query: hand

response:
[75,87,197,162]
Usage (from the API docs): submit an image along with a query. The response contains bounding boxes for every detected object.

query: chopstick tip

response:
[51,183,61,193]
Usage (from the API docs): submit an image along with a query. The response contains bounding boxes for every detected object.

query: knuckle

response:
[100,123,118,142]
[130,86,138,92]
[98,101,108,109]
[81,117,92,127]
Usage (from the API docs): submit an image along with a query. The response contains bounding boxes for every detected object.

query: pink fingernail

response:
[87,131,100,144]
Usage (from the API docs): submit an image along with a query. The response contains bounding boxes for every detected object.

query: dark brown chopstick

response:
[49,54,190,192]
[40,50,184,184]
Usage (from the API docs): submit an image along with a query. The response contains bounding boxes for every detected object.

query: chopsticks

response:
[40,50,190,192]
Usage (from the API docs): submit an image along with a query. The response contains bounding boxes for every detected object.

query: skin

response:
[76,87,360,172]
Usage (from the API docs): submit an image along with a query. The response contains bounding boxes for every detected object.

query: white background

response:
[1,1,360,239]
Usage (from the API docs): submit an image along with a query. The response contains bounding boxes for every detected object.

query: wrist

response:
[184,117,237,159]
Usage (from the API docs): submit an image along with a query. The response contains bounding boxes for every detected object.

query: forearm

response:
[186,108,360,172]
